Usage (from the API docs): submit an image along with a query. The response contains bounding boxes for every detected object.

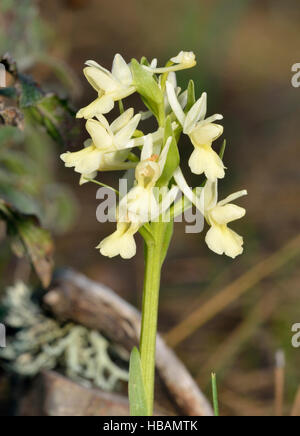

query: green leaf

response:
[157,116,180,187]
[0,199,54,288]
[16,217,54,288]
[185,80,196,112]
[19,74,44,108]
[26,94,79,147]
[0,186,42,220]
[0,150,35,175]
[131,59,163,121]
[0,87,17,98]
[128,347,148,416]
[0,125,24,145]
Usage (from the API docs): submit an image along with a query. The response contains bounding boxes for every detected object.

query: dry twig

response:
[44,269,213,417]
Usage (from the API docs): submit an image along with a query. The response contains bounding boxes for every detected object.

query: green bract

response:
[157,116,180,187]
[130,58,164,122]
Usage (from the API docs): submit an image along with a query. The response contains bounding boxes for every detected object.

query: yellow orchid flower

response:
[97,222,139,259]
[97,135,179,259]
[143,51,196,74]
[60,141,136,185]
[202,181,247,258]
[166,81,225,181]
[77,54,136,119]
[86,109,140,152]
[60,109,140,184]
[97,182,179,260]
[118,134,172,224]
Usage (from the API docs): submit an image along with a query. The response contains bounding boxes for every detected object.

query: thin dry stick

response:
[165,234,300,348]
[198,290,279,385]
[274,350,285,417]
[291,386,300,416]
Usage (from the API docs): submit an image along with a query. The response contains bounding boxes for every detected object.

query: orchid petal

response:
[80,171,97,185]
[86,119,113,150]
[150,58,158,68]
[114,114,141,149]
[61,146,102,175]
[76,95,115,118]
[85,60,113,77]
[190,123,223,145]
[202,180,218,210]
[205,225,244,258]
[211,204,246,225]
[95,114,111,131]
[112,54,133,86]
[97,223,137,259]
[170,51,196,66]
[110,108,134,133]
[183,92,207,134]
[178,90,188,110]
[141,134,154,161]
[188,145,225,180]
[83,66,117,93]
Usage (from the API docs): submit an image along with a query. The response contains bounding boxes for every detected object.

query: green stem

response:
[211,373,219,417]
[138,102,168,415]
[139,221,165,415]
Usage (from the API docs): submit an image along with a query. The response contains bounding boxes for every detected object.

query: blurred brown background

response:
[1,0,300,416]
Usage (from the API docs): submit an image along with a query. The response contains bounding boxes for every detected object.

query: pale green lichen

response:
[0,282,129,391]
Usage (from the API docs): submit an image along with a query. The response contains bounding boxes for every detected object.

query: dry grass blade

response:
[165,234,300,348]
[197,290,279,385]
[291,386,300,416]
[274,350,285,417]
